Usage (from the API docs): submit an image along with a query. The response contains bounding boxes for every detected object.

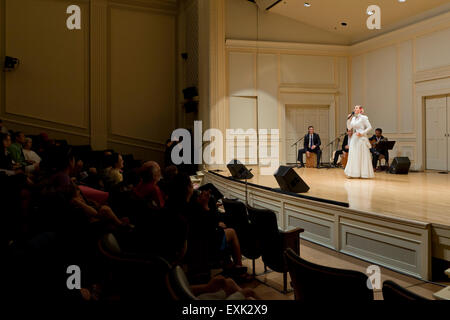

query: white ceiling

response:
[269,0,450,44]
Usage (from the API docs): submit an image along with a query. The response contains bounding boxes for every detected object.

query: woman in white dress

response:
[344,105,374,179]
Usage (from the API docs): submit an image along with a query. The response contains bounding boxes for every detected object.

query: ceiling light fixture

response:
[398,0,406,3]
[304,2,311,7]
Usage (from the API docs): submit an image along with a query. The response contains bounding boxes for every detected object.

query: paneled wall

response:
[223,6,450,170]
[226,42,349,165]
[0,0,179,163]
[350,13,450,170]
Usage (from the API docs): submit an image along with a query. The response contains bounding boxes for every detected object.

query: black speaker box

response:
[389,157,411,174]
[227,160,253,180]
[274,165,309,193]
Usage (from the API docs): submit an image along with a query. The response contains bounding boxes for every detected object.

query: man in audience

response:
[8,131,28,167]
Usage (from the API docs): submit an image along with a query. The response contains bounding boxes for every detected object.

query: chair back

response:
[285,248,374,301]
[222,199,261,260]
[247,205,284,272]
[168,265,198,301]
[101,233,122,256]
[382,280,428,301]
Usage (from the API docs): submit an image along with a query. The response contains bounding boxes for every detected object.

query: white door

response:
[426,96,448,171]
[285,105,330,164]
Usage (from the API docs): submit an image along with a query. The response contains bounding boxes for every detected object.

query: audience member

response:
[23,137,41,164]
[134,161,165,208]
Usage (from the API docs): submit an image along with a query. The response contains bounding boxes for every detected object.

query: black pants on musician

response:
[333,149,347,166]
[298,148,321,167]
[370,148,389,169]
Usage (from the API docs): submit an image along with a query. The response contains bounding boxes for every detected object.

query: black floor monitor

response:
[274,165,310,193]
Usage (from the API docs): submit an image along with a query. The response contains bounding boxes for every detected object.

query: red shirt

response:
[133,181,165,208]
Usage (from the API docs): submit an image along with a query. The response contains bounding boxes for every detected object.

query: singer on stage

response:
[345,105,374,179]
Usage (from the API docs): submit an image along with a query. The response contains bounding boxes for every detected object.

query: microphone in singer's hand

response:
[348,111,355,119]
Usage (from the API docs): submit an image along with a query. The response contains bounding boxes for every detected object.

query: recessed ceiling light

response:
[398,0,406,2]
[304,2,311,7]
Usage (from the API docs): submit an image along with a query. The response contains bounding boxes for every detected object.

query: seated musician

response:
[369,128,389,169]
[332,128,353,167]
[298,126,321,168]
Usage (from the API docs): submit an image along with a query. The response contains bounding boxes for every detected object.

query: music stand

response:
[227,160,253,204]
[375,141,395,169]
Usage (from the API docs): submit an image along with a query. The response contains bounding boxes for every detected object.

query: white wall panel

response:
[416,27,450,72]
[257,53,278,129]
[109,6,176,144]
[5,0,89,128]
[229,96,256,129]
[365,45,397,133]
[399,40,414,133]
[280,54,335,85]
[228,52,255,96]
[351,55,364,107]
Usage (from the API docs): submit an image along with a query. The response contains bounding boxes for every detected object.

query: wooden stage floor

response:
[216,167,450,227]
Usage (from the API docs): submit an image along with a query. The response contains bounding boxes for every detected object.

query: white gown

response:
[344,115,374,178]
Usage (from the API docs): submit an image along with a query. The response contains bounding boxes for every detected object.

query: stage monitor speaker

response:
[227,160,254,180]
[274,166,309,193]
[389,157,411,174]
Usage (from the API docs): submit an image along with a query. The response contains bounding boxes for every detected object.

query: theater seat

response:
[168,266,198,301]
[247,205,303,293]
[285,248,374,301]
[222,199,261,276]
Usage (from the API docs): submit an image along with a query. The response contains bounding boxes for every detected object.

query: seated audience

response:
[1,133,15,171]
[167,173,245,276]
[103,152,124,188]
[66,183,131,229]
[160,213,257,300]
[134,161,165,209]
[23,137,41,164]
[8,131,27,167]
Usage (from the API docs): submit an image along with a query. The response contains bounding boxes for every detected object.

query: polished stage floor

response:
[217,167,450,226]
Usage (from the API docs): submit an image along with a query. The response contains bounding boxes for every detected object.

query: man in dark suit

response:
[369,128,389,169]
[332,128,353,167]
[298,126,321,168]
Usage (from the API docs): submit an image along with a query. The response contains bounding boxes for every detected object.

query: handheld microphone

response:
[347,111,355,119]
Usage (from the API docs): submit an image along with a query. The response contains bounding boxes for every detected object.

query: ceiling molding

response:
[225,39,350,56]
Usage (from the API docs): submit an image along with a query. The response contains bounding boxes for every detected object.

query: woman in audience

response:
[23,137,41,164]
[133,161,165,209]
[103,152,124,188]
[66,183,131,229]
[167,173,245,274]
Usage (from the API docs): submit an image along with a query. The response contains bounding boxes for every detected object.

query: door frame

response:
[424,94,448,171]
[416,76,450,171]
[279,88,337,165]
